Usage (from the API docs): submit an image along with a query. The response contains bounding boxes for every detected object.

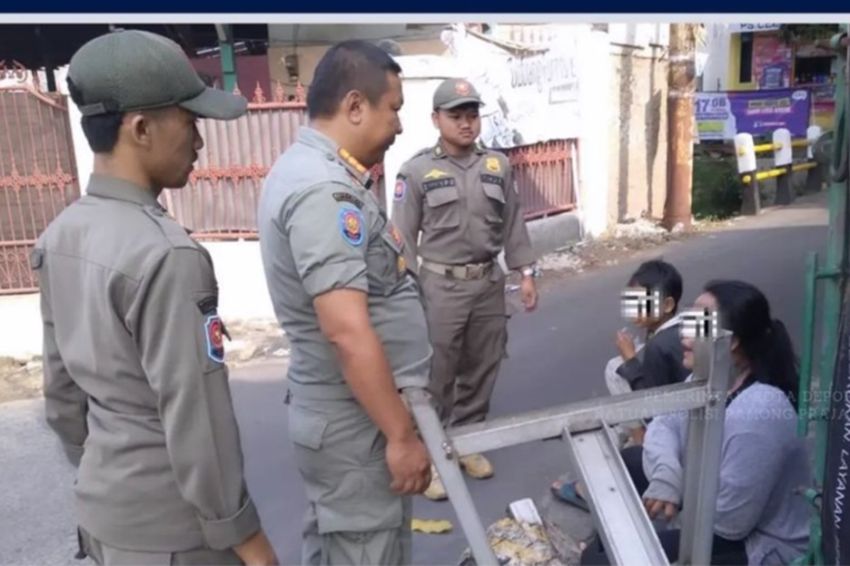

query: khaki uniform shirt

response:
[33,175,259,552]
[391,143,536,272]
[257,127,432,400]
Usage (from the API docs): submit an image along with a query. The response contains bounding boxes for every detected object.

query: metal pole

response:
[565,425,668,566]
[679,332,733,566]
[403,389,498,565]
[773,128,794,205]
[663,23,696,231]
[450,381,710,457]
[799,252,819,436]
[215,24,237,93]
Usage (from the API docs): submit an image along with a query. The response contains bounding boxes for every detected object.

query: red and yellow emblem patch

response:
[339,208,365,246]
[205,315,225,363]
[394,179,407,201]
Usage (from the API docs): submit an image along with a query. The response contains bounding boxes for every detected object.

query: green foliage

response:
[692,151,743,220]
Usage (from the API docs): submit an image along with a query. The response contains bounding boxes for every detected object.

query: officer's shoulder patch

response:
[332,191,364,209]
[204,313,225,364]
[338,206,365,247]
[393,178,407,201]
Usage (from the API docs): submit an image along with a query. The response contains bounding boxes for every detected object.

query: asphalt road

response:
[0,193,828,566]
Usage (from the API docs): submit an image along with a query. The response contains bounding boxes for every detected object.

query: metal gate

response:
[0,74,80,294]
[504,139,578,220]
[161,82,385,240]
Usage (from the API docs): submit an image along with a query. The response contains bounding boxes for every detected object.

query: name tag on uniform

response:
[480,174,504,188]
[423,178,456,192]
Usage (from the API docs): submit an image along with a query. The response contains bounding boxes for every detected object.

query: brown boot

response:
[459,453,494,479]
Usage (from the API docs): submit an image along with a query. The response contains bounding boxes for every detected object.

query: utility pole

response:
[663,23,697,231]
[215,24,237,93]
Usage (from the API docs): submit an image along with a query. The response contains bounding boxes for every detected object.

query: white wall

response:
[384,54,463,214]
[608,23,669,49]
[576,29,613,238]
[700,24,732,92]
[203,242,276,321]
[0,240,277,360]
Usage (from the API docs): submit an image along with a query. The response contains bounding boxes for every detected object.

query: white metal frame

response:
[404,332,733,566]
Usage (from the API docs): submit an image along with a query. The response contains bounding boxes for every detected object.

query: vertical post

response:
[798,252,819,436]
[663,23,696,231]
[734,133,760,215]
[815,181,846,486]
[215,24,237,92]
[403,388,498,565]
[807,125,822,161]
[806,125,824,193]
[678,331,733,566]
[773,128,794,205]
[34,25,57,92]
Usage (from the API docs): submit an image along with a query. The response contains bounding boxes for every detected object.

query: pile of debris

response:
[456,498,587,566]
[222,319,289,365]
[534,218,701,278]
[0,356,43,403]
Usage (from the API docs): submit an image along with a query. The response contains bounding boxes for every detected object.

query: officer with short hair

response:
[258,40,431,565]
[33,30,277,565]
[392,78,539,500]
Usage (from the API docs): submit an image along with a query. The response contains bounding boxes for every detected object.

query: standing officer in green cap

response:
[32,30,278,565]
[392,78,539,500]
[258,40,431,565]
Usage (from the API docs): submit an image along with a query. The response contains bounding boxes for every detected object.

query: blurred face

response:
[681,292,718,370]
[128,106,204,190]
[631,295,677,330]
[433,104,481,149]
[357,72,404,166]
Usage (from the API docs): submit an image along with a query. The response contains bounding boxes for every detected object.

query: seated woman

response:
[581,280,811,565]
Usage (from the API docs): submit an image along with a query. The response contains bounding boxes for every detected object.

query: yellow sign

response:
[423,169,449,180]
[485,158,501,173]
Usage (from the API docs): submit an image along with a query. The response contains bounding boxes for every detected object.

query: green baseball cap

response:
[68,30,247,120]
[433,78,483,110]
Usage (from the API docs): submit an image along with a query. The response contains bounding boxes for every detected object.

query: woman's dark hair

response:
[704,280,799,408]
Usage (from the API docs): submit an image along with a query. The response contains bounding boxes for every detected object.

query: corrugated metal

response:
[504,139,577,220]
[161,104,308,239]
[0,86,79,294]
[162,90,576,238]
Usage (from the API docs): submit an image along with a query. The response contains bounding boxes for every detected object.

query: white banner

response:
[442,25,584,148]
[695,92,736,141]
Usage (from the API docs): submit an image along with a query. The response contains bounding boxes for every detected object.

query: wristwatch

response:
[521,267,535,278]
